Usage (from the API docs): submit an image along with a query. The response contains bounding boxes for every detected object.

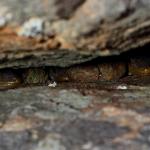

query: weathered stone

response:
[98,61,127,81]
[23,68,48,84]
[0,84,149,149]
[0,0,148,69]
[52,65,99,82]
[0,1,149,150]
[51,61,127,82]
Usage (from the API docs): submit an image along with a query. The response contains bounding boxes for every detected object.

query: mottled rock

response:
[98,61,127,81]
[0,1,149,150]
[17,18,45,37]
[23,68,48,84]
[52,65,99,82]
[0,85,150,149]
[35,134,66,150]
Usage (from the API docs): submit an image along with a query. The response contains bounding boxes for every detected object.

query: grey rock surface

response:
[0,83,149,149]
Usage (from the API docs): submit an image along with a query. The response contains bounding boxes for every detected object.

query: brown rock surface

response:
[0,1,149,150]
[0,0,149,68]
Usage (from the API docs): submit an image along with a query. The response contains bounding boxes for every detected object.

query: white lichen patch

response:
[0,16,7,27]
[116,85,128,90]
[17,18,45,37]
[48,81,57,88]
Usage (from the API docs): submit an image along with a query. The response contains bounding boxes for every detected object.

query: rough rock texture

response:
[0,28,98,68]
[0,1,150,150]
[0,79,150,150]
[0,0,149,68]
